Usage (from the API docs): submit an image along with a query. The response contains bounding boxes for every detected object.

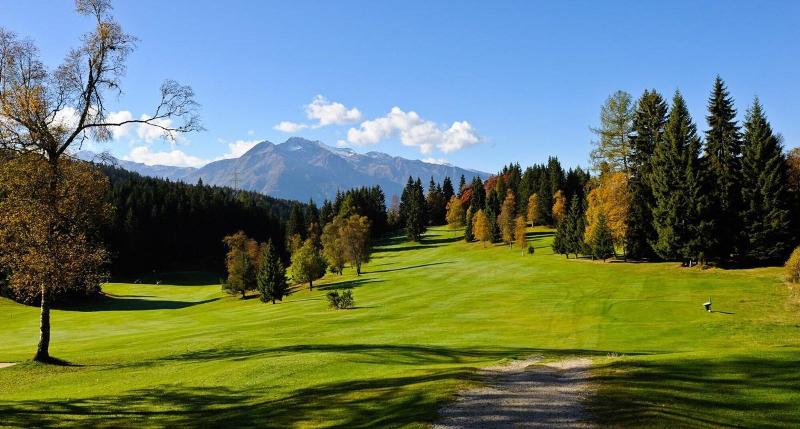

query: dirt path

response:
[433,358,594,429]
[0,363,17,369]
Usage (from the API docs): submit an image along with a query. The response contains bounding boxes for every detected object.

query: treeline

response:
[396,159,590,244]
[552,77,800,265]
[102,166,296,274]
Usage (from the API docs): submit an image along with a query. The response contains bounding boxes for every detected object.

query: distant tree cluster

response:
[103,166,292,274]
[222,232,288,303]
[554,77,799,265]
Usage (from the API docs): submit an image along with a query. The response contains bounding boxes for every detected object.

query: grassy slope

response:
[1,227,798,428]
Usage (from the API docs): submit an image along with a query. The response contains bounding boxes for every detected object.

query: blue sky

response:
[3,0,799,173]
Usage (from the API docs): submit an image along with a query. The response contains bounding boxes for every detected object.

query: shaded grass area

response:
[1,226,798,427]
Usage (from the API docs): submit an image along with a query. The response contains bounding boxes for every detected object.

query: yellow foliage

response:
[786,245,800,284]
[584,172,630,246]
[552,190,567,224]
[527,193,540,226]
[472,209,491,247]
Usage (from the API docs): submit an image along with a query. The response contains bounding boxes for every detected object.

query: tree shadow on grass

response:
[374,244,445,253]
[317,278,383,291]
[421,235,463,245]
[1,344,650,428]
[57,295,219,312]
[364,261,453,274]
[589,353,800,428]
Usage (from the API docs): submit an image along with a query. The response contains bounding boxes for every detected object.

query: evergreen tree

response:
[627,90,667,259]
[469,176,486,214]
[400,177,427,241]
[564,195,586,258]
[257,240,288,304]
[485,189,501,242]
[704,76,743,259]
[552,214,569,257]
[650,91,709,263]
[589,212,615,261]
[286,203,306,240]
[442,176,455,207]
[536,179,553,225]
[739,98,793,262]
[304,199,320,231]
[458,175,467,197]
[464,208,475,242]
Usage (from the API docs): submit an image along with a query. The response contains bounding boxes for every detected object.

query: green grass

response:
[1,226,799,428]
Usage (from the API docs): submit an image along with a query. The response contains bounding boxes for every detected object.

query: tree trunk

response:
[272,299,275,304]
[356,262,361,276]
[35,157,59,363]
[241,290,246,299]
[309,280,313,291]
[34,284,51,362]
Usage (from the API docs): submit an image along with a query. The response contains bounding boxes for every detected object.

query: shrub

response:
[786,245,800,283]
[527,245,536,255]
[326,290,355,310]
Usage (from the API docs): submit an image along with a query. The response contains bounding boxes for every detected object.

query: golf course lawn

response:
[1,226,799,428]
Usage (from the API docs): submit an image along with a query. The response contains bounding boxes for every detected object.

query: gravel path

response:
[433,357,595,429]
[0,363,17,369]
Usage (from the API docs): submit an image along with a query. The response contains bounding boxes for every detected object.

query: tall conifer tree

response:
[627,90,667,259]
[650,91,709,263]
[740,98,793,262]
[704,76,742,259]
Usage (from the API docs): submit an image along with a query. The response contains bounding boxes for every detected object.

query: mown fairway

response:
[1,227,798,428]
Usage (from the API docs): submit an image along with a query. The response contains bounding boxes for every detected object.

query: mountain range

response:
[77,138,489,202]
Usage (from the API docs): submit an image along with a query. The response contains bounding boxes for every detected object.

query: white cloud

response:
[421,157,451,165]
[247,129,255,136]
[345,107,480,154]
[136,114,173,143]
[305,94,361,127]
[273,121,308,133]
[221,139,260,159]
[440,121,480,153]
[106,110,134,139]
[124,146,207,168]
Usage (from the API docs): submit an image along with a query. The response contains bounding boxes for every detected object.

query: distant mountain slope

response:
[78,138,489,202]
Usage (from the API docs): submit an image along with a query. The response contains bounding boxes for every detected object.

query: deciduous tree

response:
[590,90,635,172]
[515,216,527,255]
[0,1,200,362]
[551,190,567,225]
[527,193,540,226]
[472,210,491,247]
[446,195,465,233]
[498,190,516,247]
[290,239,326,290]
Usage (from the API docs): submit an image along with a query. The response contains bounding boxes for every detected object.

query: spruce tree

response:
[650,91,709,263]
[740,98,793,262]
[552,215,569,257]
[442,176,455,206]
[704,76,742,259]
[458,175,467,197]
[257,240,288,304]
[590,213,615,261]
[565,195,586,258]
[627,89,667,259]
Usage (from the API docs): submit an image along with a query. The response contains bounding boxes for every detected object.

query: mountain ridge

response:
[77,137,489,202]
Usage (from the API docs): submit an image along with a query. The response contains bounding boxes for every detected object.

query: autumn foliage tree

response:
[0,154,111,305]
[446,195,465,234]
[498,190,516,247]
[472,210,491,247]
[584,172,631,255]
[0,1,201,362]
[515,216,527,255]
[551,190,567,225]
[527,194,540,226]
